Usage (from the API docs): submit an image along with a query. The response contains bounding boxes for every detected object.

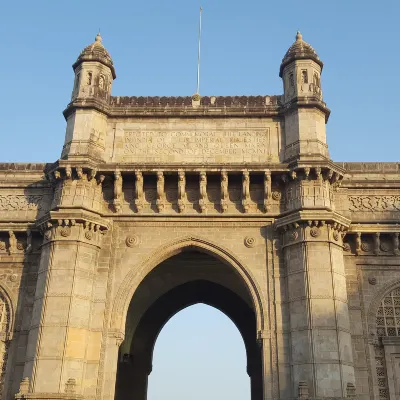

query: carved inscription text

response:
[123,129,272,163]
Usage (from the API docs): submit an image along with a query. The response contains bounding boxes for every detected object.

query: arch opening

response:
[148,304,250,400]
[114,250,262,400]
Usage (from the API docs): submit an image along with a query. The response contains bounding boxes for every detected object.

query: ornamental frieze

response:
[349,195,400,212]
[0,195,45,211]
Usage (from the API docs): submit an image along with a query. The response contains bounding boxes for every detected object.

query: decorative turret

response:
[280,31,323,103]
[62,33,115,161]
[280,32,330,162]
[70,33,116,102]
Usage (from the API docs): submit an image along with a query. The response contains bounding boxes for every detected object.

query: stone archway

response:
[114,249,263,400]
[111,236,266,336]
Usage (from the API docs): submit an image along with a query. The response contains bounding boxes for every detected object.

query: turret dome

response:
[279,32,323,77]
[73,33,116,79]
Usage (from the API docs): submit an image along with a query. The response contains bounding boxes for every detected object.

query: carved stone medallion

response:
[244,236,256,248]
[310,227,320,238]
[271,191,281,201]
[126,235,140,248]
[368,276,377,285]
[60,227,71,237]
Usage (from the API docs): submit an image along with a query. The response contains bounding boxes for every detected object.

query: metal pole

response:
[196,6,202,95]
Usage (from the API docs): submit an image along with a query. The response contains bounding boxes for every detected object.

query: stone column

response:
[22,212,109,397]
[277,213,355,399]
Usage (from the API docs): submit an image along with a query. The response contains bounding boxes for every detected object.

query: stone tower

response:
[276,32,355,399]
[280,31,329,162]
[62,33,116,162]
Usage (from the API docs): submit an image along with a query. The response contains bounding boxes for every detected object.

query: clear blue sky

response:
[1,1,399,399]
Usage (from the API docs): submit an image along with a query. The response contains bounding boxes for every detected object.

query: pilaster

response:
[21,162,111,399]
[276,205,355,398]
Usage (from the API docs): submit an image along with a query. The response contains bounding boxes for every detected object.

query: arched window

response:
[301,70,308,84]
[87,72,93,86]
[0,290,11,397]
[313,72,320,88]
[289,73,294,87]
[99,75,105,90]
[376,287,400,337]
[374,287,400,400]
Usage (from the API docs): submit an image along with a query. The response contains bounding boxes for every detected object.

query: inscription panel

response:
[113,119,282,164]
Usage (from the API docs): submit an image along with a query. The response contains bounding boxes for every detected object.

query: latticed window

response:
[376,287,400,337]
[374,287,400,400]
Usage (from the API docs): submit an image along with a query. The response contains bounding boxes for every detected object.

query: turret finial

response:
[296,31,302,41]
[95,31,102,43]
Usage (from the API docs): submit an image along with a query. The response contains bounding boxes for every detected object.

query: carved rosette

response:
[271,191,281,201]
[126,235,140,248]
[244,236,256,248]
[309,226,320,238]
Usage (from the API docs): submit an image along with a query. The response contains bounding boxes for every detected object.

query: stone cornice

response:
[281,96,331,122]
[348,223,400,233]
[36,209,111,233]
[274,210,351,232]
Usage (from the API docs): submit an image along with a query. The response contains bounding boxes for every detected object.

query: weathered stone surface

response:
[0,31,398,400]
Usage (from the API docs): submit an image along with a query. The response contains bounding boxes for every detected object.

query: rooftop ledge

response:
[110,95,282,108]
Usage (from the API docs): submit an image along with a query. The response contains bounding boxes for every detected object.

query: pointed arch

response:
[111,235,266,335]
[367,278,400,335]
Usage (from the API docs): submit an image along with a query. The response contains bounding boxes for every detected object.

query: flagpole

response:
[196,6,202,95]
